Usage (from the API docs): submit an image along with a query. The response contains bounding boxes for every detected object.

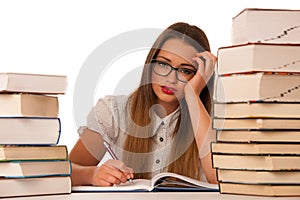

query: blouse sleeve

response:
[78,95,122,143]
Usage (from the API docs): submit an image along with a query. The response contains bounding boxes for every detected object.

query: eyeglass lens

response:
[152,60,196,82]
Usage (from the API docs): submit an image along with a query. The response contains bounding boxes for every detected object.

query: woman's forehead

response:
[159,38,198,63]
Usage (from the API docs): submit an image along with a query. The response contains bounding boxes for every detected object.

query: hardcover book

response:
[217,169,300,184]
[213,118,300,130]
[0,94,58,117]
[219,182,300,197]
[214,102,300,118]
[0,72,67,94]
[216,130,300,143]
[0,160,71,178]
[211,142,300,155]
[0,176,71,198]
[0,145,68,161]
[212,154,300,170]
[231,8,300,45]
[0,117,61,145]
[217,43,300,75]
[215,73,300,103]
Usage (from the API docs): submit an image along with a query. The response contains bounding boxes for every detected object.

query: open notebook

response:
[72,172,219,192]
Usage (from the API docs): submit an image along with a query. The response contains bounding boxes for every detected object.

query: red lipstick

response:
[161,86,176,95]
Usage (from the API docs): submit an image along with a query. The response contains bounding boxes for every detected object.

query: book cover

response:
[215,73,300,103]
[212,154,300,170]
[217,43,300,75]
[0,145,68,161]
[213,118,300,130]
[0,72,67,94]
[0,94,58,117]
[0,117,61,145]
[219,182,300,197]
[0,160,72,178]
[211,142,300,155]
[214,102,300,118]
[216,130,300,143]
[231,8,300,45]
[217,169,300,184]
[0,176,71,198]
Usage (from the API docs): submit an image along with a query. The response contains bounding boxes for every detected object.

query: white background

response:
[0,0,299,151]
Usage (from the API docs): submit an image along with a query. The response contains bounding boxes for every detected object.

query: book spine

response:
[3,160,72,178]
[56,118,62,144]
[0,74,8,91]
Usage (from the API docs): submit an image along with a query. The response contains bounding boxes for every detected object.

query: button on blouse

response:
[78,95,181,176]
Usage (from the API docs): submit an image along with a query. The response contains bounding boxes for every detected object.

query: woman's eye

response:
[179,68,195,75]
[158,61,169,68]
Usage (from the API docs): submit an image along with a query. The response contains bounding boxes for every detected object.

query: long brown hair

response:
[122,22,214,180]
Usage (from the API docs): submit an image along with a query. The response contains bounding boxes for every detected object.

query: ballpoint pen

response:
[103,140,134,184]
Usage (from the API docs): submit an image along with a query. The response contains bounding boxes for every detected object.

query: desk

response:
[2,192,300,200]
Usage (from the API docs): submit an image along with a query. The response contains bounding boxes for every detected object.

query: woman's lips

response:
[161,86,177,95]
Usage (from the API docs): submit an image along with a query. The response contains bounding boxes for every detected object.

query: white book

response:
[0,160,71,178]
[216,130,300,143]
[219,182,300,197]
[232,8,300,44]
[217,43,300,75]
[218,169,300,184]
[0,176,71,198]
[215,73,300,103]
[0,93,58,117]
[72,172,218,192]
[0,72,67,94]
[213,118,300,130]
[212,154,300,170]
[214,102,300,118]
[0,117,61,145]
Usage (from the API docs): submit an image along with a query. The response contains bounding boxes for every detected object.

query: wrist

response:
[71,163,97,186]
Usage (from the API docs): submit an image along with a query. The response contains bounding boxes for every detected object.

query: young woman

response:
[69,22,217,186]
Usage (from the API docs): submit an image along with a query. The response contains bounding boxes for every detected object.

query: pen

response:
[103,140,134,184]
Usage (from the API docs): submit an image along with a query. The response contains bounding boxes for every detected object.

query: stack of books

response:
[0,72,71,198]
[212,8,300,197]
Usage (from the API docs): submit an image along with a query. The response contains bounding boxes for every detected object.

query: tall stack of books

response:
[211,8,300,197]
[0,72,71,198]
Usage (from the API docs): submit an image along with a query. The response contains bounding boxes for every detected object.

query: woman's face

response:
[151,38,198,114]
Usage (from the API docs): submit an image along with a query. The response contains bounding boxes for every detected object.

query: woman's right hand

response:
[91,159,134,186]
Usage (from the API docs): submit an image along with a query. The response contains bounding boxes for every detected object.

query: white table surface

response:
[2,192,300,200]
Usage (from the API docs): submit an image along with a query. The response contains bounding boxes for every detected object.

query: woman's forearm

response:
[70,163,96,186]
[184,87,211,149]
[185,88,217,183]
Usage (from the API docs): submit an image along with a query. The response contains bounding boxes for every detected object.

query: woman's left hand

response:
[185,51,217,95]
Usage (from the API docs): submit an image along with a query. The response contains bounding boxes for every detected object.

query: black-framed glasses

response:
[151,59,196,83]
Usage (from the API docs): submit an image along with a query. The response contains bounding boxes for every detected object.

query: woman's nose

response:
[166,69,178,83]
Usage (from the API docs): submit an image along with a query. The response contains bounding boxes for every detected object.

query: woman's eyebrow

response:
[156,55,171,62]
[156,55,195,68]
[181,63,196,69]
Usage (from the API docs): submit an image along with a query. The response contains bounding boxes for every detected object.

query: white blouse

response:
[78,95,211,180]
